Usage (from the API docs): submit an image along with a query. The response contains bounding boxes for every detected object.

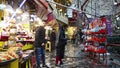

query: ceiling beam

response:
[81,0,89,11]
[47,0,99,17]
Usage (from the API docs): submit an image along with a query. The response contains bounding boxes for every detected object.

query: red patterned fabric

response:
[46,13,55,23]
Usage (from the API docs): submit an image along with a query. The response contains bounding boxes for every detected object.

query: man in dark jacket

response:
[34,24,49,68]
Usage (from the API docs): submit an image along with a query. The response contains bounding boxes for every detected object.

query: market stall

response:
[82,17,108,66]
[0,1,36,68]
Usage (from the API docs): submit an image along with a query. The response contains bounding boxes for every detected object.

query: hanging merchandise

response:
[46,12,56,27]
[106,20,112,35]
[83,16,108,66]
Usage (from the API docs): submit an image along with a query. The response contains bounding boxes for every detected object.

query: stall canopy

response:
[27,0,56,26]
[33,0,48,20]
[46,12,56,27]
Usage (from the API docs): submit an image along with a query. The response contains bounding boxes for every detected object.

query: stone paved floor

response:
[41,41,120,68]
[43,42,91,68]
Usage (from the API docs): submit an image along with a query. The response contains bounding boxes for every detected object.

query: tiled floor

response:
[40,41,120,68]
[44,42,94,68]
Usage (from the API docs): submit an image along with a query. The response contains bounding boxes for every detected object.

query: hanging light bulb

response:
[59,9,62,12]
[16,8,22,14]
[116,17,120,20]
[0,3,6,10]
[0,0,6,9]
[114,2,117,5]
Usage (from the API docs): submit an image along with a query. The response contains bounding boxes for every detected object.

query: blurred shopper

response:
[72,31,77,44]
[50,29,56,51]
[78,29,83,43]
[55,25,67,66]
[34,23,49,68]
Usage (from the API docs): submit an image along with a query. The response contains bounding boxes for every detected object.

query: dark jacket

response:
[34,26,46,47]
[56,26,67,58]
[50,31,56,41]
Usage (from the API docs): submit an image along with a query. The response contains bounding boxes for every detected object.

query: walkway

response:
[43,41,119,68]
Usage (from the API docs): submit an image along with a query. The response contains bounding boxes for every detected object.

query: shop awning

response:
[33,0,49,20]
[30,0,56,26]
[46,13,54,23]
[46,12,56,27]
[34,0,48,9]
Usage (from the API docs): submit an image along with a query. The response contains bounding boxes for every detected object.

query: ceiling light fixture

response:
[7,0,27,23]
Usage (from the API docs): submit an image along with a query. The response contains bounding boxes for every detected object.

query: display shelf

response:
[0,36,9,41]
[0,59,16,66]
[111,61,120,67]
[0,59,19,68]
[0,41,5,50]
[83,17,108,66]
[108,43,120,46]
[16,39,34,51]
[92,37,106,42]
[10,59,19,68]
[19,50,35,68]
[86,29,106,35]
[22,44,33,51]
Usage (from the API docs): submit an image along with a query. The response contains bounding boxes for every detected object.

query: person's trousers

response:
[55,55,62,65]
[35,47,46,67]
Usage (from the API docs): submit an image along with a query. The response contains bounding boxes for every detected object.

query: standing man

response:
[34,23,49,68]
[78,28,83,43]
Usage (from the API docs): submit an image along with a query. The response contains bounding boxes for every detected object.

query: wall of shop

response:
[48,0,68,24]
